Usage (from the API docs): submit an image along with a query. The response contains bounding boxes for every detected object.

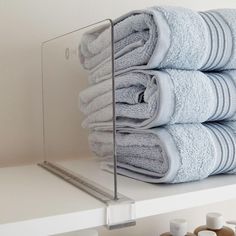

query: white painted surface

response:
[1,161,236,235]
[1,1,236,236]
[56,230,98,236]
[0,164,105,235]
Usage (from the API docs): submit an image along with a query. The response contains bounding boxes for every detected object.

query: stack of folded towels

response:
[79,6,236,183]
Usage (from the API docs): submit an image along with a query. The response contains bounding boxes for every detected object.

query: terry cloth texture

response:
[89,122,236,183]
[79,7,236,83]
[80,70,236,130]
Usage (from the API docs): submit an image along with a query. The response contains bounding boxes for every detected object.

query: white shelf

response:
[0,163,105,236]
[1,160,236,236]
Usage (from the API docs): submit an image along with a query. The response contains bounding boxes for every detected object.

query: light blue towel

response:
[89,122,236,183]
[79,7,236,83]
[80,70,236,130]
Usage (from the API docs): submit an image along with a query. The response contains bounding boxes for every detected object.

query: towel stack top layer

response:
[79,6,236,83]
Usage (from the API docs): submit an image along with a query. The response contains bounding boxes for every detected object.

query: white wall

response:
[2,0,236,166]
[1,0,236,235]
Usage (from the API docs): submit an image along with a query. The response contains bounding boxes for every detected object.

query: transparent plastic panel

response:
[41,20,117,199]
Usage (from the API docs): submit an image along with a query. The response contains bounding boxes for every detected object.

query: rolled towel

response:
[79,70,236,130]
[79,7,236,83]
[89,122,236,183]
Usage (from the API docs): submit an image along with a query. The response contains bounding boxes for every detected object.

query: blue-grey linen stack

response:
[79,6,236,183]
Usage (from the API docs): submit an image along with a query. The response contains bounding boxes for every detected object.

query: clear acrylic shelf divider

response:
[40,19,136,229]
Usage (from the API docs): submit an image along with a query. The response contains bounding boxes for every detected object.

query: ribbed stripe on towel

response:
[207,72,236,121]
[205,123,236,174]
[200,11,233,71]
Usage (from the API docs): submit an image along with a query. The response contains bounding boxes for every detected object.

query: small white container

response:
[160,219,195,236]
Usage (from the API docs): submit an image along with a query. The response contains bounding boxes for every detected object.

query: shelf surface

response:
[1,159,236,235]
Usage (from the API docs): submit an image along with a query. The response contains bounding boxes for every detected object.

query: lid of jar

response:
[198,230,217,236]
[206,213,224,230]
[170,219,187,236]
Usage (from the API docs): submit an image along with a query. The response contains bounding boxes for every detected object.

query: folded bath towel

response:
[80,69,236,130]
[89,122,236,183]
[79,7,236,83]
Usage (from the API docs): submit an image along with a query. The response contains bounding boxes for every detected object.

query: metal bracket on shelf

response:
[38,161,136,229]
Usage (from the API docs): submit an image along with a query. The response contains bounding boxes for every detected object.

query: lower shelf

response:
[1,159,236,235]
